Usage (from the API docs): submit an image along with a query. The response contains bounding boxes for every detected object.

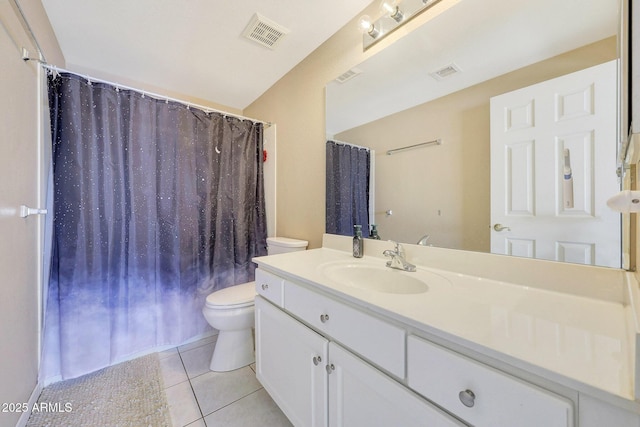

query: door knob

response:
[493,223,511,232]
[20,205,48,218]
[459,389,476,407]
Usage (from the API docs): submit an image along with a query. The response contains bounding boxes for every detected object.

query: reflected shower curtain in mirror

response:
[43,72,267,380]
[326,141,370,237]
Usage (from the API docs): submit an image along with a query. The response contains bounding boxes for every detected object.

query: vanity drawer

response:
[255,269,284,306]
[407,336,573,427]
[284,281,406,379]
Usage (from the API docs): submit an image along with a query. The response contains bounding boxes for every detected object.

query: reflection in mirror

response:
[326,141,372,238]
[326,0,622,268]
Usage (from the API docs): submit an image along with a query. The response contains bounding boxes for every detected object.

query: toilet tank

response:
[266,237,308,255]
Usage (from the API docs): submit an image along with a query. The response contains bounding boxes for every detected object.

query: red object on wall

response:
[263,149,268,162]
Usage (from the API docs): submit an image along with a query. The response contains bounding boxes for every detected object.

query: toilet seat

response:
[205,281,256,309]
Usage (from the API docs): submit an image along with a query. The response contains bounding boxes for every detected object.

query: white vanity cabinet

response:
[253,242,640,427]
[254,268,466,427]
[254,266,585,427]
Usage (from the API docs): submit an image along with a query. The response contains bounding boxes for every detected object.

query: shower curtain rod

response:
[40,65,272,127]
[11,0,272,128]
[329,139,370,151]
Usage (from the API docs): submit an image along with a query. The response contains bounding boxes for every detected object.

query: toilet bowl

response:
[202,282,256,372]
[202,236,308,372]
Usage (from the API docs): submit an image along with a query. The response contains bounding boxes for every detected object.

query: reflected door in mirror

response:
[490,60,620,268]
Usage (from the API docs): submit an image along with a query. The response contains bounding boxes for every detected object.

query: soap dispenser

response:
[353,225,364,258]
[369,224,381,240]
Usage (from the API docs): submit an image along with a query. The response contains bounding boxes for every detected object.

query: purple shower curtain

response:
[326,141,370,237]
[43,72,267,380]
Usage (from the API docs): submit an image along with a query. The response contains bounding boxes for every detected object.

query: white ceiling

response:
[326,0,619,135]
[40,0,373,110]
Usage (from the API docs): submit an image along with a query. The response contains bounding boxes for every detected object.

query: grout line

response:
[200,386,266,419]
[177,348,206,423]
[170,337,264,425]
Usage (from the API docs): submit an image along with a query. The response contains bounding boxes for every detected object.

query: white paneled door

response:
[490,60,620,267]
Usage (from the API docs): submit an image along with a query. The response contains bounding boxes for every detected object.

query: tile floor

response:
[158,335,293,427]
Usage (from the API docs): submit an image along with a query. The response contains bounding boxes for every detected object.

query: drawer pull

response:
[458,389,476,408]
[320,314,330,323]
[261,283,269,291]
[313,356,322,366]
[326,364,335,374]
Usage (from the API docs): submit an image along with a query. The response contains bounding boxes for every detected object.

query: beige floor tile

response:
[185,418,207,427]
[178,333,218,353]
[159,352,188,388]
[203,389,292,427]
[158,347,179,360]
[165,380,202,427]
[181,342,216,379]
[191,366,262,416]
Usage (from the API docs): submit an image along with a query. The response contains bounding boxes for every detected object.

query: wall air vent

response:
[335,68,363,84]
[430,63,462,81]
[242,13,290,50]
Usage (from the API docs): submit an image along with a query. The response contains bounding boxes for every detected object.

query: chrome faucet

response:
[383,241,416,272]
[416,234,430,246]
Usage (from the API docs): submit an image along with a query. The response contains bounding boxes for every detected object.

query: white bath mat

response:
[27,353,171,427]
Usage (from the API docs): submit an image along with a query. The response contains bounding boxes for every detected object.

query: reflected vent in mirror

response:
[242,13,290,50]
[335,68,363,84]
[430,63,462,81]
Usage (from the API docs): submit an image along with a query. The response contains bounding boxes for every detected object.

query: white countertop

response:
[254,244,638,405]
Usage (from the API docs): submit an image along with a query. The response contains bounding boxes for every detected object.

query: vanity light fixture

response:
[359,0,446,50]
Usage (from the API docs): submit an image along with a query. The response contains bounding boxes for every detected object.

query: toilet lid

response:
[206,282,256,308]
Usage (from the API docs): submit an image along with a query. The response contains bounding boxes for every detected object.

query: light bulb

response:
[358,15,373,32]
[358,15,380,38]
[380,0,404,22]
[381,0,398,14]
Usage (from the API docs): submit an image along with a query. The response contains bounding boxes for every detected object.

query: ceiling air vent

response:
[430,63,462,81]
[335,68,363,84]
[242,13,290,50]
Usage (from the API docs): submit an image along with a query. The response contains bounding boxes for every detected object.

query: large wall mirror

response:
[326,0,627,268]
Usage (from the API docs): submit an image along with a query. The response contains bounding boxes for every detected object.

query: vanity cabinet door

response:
[255,296,328,427]
[407,336,573,427]
[328,342,466,427]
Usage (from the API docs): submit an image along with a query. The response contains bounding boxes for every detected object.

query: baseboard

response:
[15,382,43,427]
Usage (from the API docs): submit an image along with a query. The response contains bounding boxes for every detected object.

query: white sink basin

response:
[320,261,430,294]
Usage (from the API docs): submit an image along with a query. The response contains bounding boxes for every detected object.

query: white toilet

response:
[202,236,308,372]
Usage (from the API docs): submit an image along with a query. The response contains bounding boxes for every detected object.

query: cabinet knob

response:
[320,314,330,323]
[313,356,322,366]
[261,283,269,290]
[458,389,476,408]
[326,364,335,374]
